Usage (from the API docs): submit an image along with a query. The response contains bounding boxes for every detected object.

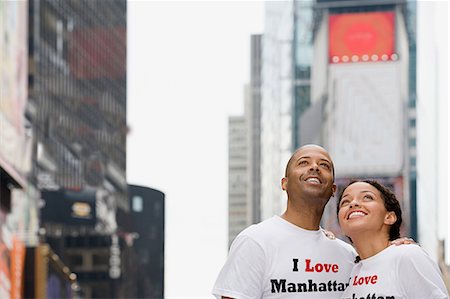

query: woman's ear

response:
[384,211,397,225]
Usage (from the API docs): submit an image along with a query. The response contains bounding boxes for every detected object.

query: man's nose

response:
[309,162,319,171]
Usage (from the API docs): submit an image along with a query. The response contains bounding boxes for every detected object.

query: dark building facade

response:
[26,0,128,297]
[126,185,165,299]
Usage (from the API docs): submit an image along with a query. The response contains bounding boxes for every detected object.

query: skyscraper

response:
[228,34,263,247]
[261,1,296,220]
[260,1,418,241]
[416,0,449,283]
[27,1,127,297]
[246,34,263,225]
[228,115,247,247]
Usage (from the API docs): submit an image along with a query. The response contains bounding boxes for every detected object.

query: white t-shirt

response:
[213,215,356,299]
[341,244,449,299]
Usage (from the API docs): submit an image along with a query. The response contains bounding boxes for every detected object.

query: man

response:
[212,144,357,298]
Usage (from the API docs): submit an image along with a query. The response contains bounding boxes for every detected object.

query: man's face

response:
[282,145,336,203]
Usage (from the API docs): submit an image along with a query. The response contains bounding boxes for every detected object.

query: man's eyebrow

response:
[296,156,310,162]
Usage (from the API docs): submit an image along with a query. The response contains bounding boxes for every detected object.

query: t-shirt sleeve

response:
[212,234,266,299]
[397,245,449,299]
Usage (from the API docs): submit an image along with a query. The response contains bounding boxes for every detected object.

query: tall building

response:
[246,34,263,225]
[260,0,418,239]
[26,0,128,297]
[28,0,128,213]
[228,35,263,247]
[416,0,449,286]
[260,2,296,220]
[126,185,165,299]
[228,116,248,247]
[310,0,415,241]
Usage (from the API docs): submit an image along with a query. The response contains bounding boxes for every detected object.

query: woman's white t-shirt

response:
[341,244,449,299]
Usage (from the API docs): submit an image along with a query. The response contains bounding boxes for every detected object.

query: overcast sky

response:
[127,1,264,297]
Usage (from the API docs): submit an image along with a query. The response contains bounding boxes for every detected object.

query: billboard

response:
[325,62,405,177]
[329,11,395,63]
[40,189,97,227]
[0,0,30,184]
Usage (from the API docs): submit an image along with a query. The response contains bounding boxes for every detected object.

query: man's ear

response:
[384,211,397,225]
[332,183,337,197]
[281,177,287,191]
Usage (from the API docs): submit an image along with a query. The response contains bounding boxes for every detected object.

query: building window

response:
[410,157,416,168]
[132,196,143,212]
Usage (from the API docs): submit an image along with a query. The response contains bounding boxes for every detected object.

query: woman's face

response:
[338,182,395,239]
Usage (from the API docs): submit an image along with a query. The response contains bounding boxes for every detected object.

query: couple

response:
[213,144,449,299]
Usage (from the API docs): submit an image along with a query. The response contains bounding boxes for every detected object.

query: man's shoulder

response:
[333,236,356,251]
[239,216,280,237]
[231,216,281,248]
[321,234,357,257]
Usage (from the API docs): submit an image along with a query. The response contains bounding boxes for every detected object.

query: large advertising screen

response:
[325,62,404,177]
[329,11,395,63]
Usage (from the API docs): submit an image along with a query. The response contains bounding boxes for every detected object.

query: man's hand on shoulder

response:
[389,236,417,246]
[323,229,336,240]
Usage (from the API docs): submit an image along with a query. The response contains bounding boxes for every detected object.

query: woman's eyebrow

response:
[360,190,376,195]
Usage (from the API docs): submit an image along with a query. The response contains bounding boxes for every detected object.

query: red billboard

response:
[329,11,396,63]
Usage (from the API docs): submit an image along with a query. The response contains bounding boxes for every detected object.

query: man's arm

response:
[212,235,266,299]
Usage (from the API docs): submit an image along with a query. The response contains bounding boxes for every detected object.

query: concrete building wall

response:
[416,0,449,264]
[228,116,248,247]
[260,2,294,220]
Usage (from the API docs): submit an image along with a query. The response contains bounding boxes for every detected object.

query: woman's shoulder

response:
[389,244,428,257]
[388,244,436,266]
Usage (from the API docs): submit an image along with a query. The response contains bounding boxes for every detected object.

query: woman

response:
[337,180,449,299]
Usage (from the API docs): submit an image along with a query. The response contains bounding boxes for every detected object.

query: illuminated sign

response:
[329,11,396,63]
[71,202,92,219]
[40,189,96,226]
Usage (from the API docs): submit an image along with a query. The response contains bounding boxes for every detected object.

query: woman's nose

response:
[349,198,360,208]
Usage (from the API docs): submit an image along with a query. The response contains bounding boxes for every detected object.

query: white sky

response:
[127,1,264,297]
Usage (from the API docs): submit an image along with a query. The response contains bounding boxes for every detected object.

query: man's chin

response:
[302,187,332,198]
[303,193,330,205]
